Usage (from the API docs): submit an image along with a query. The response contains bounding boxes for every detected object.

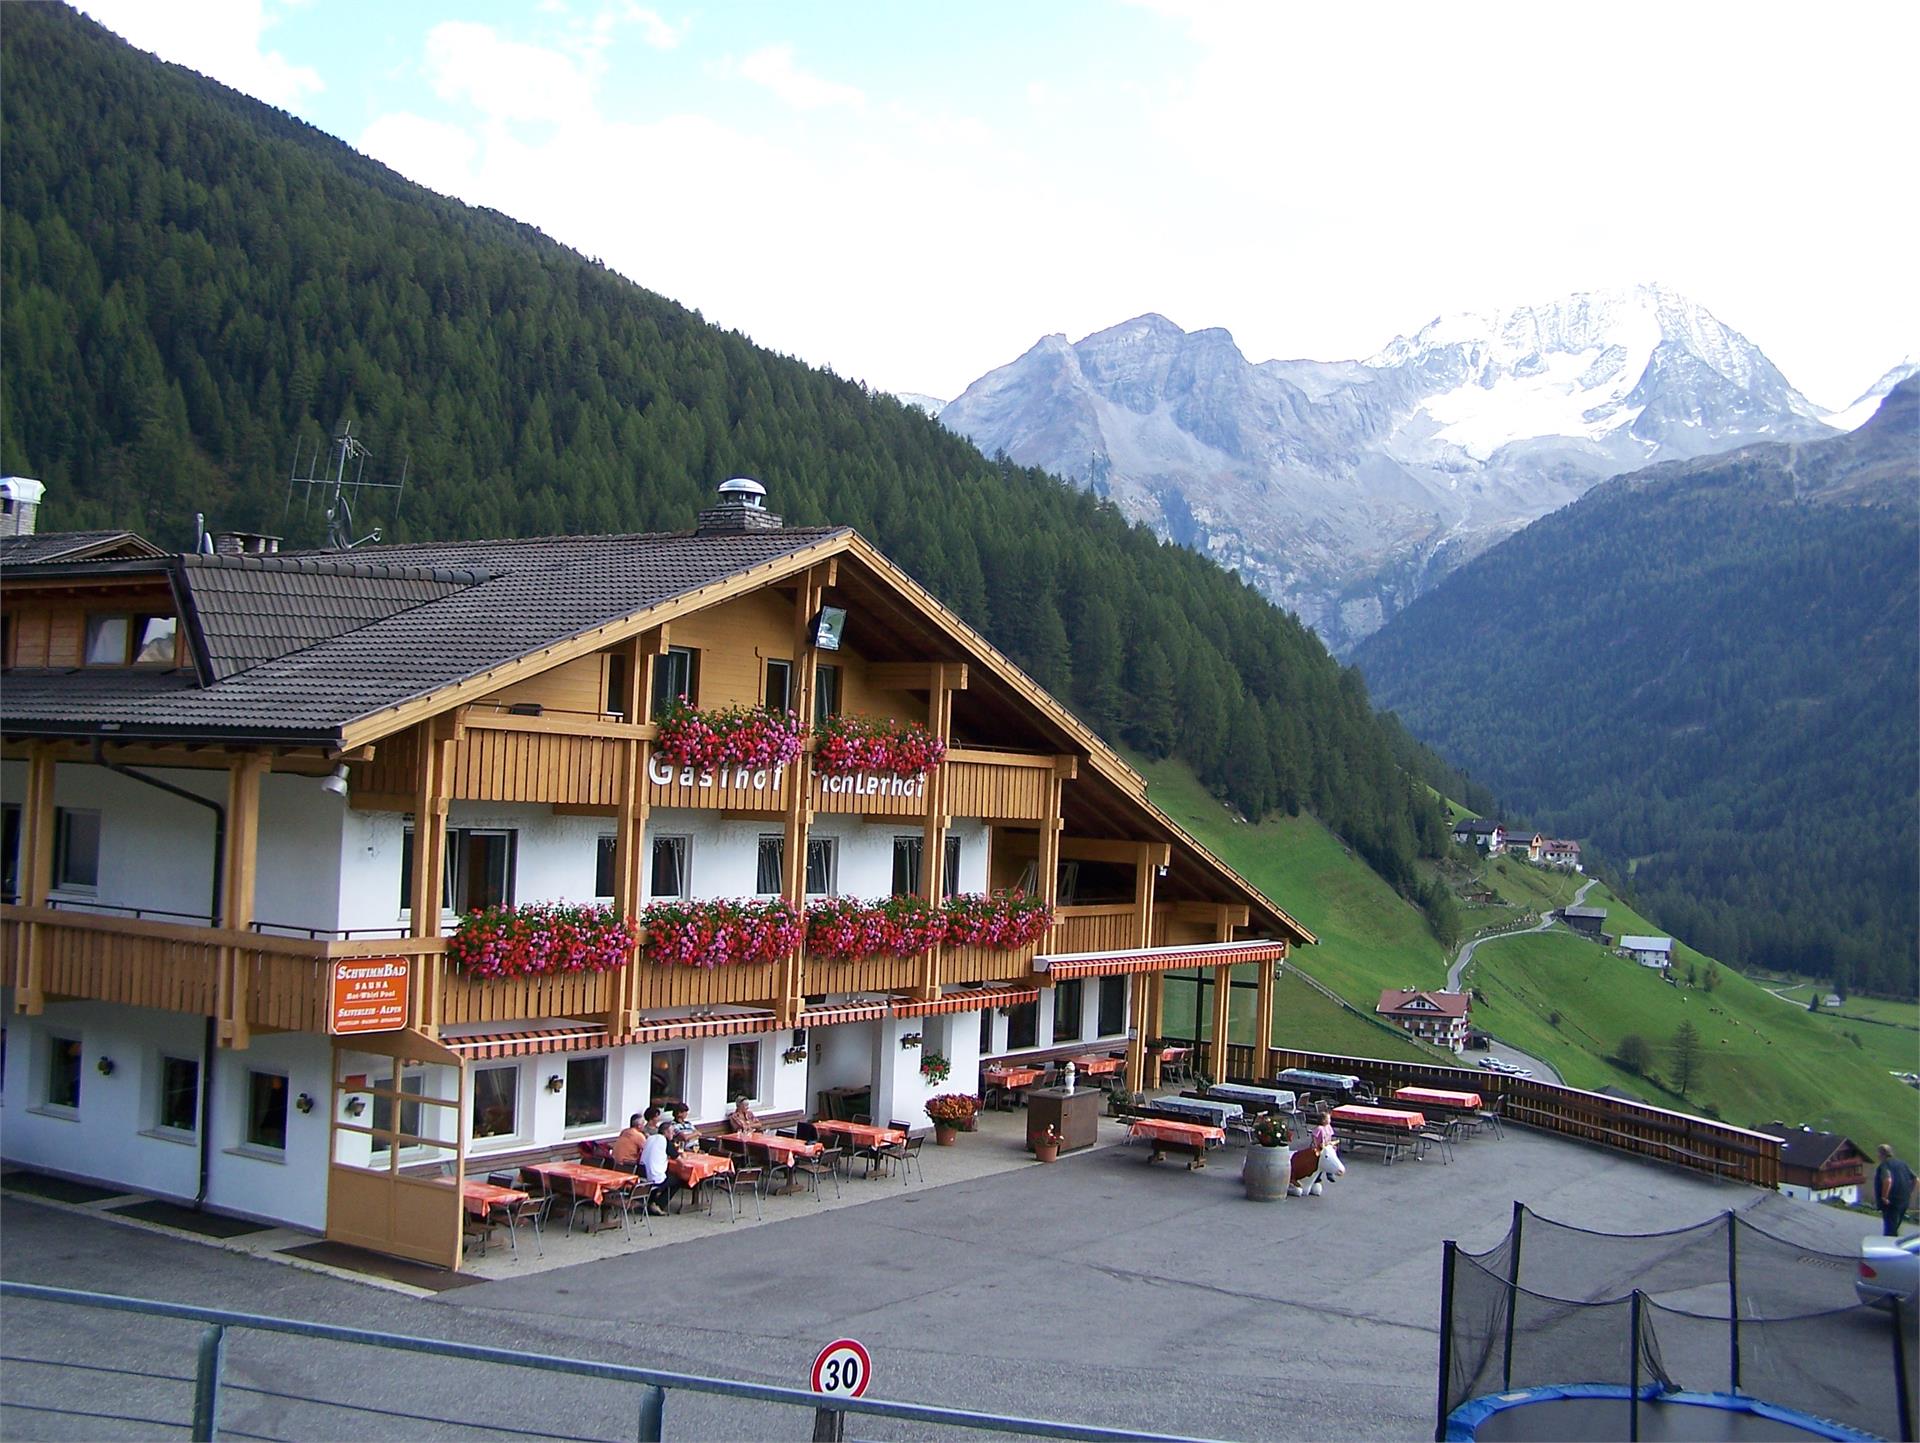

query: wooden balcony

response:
[1051,904,1142,956]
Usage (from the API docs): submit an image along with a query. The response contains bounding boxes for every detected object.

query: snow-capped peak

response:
[1822,356,1920,433]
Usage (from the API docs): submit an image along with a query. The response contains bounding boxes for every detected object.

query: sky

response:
[73,0,1919,410]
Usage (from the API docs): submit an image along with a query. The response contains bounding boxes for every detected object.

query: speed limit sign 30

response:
[810,1338,872,1399]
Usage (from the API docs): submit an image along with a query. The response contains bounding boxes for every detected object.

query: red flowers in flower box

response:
[447,902,635,980]
[655,699,805,772]
[806,895,947,960]
[640,898,801,970]
[941,890,1053,949]
[812,713,946,779]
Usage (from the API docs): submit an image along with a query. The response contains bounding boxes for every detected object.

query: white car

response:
[1857,1234,1920,1309]
[1478,1058,1504,1070]
[1510,1067,1533,1078]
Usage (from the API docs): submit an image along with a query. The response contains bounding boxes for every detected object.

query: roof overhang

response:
[1035,938,1287,980]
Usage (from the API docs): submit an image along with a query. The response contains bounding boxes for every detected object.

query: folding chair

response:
[494,1191,551,1258]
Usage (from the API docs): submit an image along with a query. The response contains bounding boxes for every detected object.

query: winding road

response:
[1443,876,1597,1086]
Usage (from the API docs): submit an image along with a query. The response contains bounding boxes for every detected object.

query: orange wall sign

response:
[329,959,410,1035]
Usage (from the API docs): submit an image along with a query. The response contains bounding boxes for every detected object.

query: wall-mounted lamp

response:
[1156,864,1169,878]
[545,1074,565,1093]
[319,763,350,798]
[899,1032,923,1050]
[95,1056,116,1076]
[343,1096,367,1117]
[294,1092,315,1114]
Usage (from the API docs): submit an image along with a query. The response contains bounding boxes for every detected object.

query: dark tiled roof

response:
[1756,1122,1866,1172]
[2,528,848,742]
[0,530,166,564]
[1454,818,1501,834]
[178,553,485,681]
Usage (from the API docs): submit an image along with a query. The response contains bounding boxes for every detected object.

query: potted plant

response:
[1242,1111,1292,1202]
[925,1092,977,1145]
[919,1051,951,1085]
[1032,1123,1062,1163]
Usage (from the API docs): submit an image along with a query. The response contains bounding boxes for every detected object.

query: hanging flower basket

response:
[640,897,801,969]
[812,713,947,779]
[920,1052,952,1085]
[805,895,948,960]
[655,699,805,772]
[940,890,1054,950]
[448,902,635,980]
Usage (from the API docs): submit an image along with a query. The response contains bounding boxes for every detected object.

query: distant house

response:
[1376,988,1472,1053]
[1756,1122,1870,1204]
[1543,839,1583,871]
[1562,905,1608,939]
[1501,830,1545,862]
[1453,819,1504,853]
[1620,936,1675,969]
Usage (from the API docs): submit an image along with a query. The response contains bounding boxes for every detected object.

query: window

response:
[726,1041,760,1104]
[1053,979,1084,1043]
[564,1056,608,1130]
[649,1048,686,1107]
[84,614,128,666]
[370,1071,425,1154]
[245,1071,288,1151]
[400,827,515,914]
[805,838,836,896]
[133,617,177,665]
[471,1065,519,1140]
[2,803,19,901]
[755,835,783,896]
[813,663,840,728]
[651,645,699,718]
[765,658,792,714]
[1006,1001,1038,1051]
[53,809,101,892]
[46,1035,82,1109]
[604,652,628,718]
[892,836,962,898]
[650,835,689,900]
[595,836,617,899]
[157,1056,199,1133]
[83,614,175,667]
[1098,975,1127,1036]
[979,1008,993,1056]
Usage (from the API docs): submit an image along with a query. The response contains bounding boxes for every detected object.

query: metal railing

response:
[1,1282,1217,1443]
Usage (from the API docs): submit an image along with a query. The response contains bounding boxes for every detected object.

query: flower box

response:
[655,699,805,772]
[640,897,802,969]
[805,895,947,961]
[940,890,1054,950]
[448,902,635,980]
[812,713,947,779]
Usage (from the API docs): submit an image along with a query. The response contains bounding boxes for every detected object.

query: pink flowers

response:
[640,898,801,969]
[804,891,1054,960]
[655,700,805,772]
[447,903,635,980]
[813,714,947,779]
[941,891,1054,949]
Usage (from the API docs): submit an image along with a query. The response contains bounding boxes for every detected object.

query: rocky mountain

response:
[1824,356,1920,432]
[939,286,1842,652]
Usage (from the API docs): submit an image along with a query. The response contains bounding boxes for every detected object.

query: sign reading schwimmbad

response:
[810,1338,872,1399]
[328,959,410,1035]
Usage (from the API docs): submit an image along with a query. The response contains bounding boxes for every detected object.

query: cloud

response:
[737,44,864,112]
[75,0,322,109]
[358,112,480,201]
[421,21,597,126]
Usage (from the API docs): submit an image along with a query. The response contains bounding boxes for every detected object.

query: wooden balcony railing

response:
[1051,904,1140,956]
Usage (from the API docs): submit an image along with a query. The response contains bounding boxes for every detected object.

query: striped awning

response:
[1036,939,1287,980]
[891,983,1040,1018]
[445,1011,780,1060]
[797,1001,893,1027]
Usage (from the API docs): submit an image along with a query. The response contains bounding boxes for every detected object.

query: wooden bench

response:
[1336,1123,1414,1166]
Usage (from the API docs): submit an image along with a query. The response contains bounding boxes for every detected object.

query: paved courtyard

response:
[0,1118,1879,1442]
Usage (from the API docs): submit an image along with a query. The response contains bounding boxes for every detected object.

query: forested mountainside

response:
[1354,381,1920,998]
[0,4,1458,923]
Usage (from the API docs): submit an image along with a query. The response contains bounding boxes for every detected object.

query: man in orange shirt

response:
[609,1112,647,1166]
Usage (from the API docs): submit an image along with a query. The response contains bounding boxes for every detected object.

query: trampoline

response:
[1446,1385,1882,1441]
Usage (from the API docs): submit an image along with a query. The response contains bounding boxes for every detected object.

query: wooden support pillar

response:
[917,665,957,1000]
[408,714,459,1037]
[1254,934,1281,1084]
[1209,965,1234,1085]
[1144,971,1166,1090]
[779,566,828,1025]
[1125,974,1149,1092]
[218,752,269,1049]
[1133,843,1158,950]
[610,629,661,1033]
[13,744,56,1015]
[1036,758,1072,954]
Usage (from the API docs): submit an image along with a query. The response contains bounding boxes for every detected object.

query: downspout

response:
[94,741,226,1207]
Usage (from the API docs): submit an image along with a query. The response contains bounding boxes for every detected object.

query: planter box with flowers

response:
[447,902,635,980]
[813,713,947,780]
[925,1092,979,1143]
[940,891,1054,950]
[805,895,948,961]
[655,699,806,772]
[640,897,801,969]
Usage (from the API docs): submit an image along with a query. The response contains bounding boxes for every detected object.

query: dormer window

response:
[84,614,177,667]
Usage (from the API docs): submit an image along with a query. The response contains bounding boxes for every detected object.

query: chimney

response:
[0,477,46,537]
[211,530,282,556]
[695,477,782,535]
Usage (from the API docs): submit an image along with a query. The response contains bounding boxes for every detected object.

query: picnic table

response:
[1332,1104,1425,1131]
[1128,1117,1225,1169]
[1205,1082,1296,1113]
[1070,1054,1125,1077]
[457,1180,526,1217]
[812,1119,907,1150]
[1148,1094,1244,1128]
[1277,1068,1364,1095]
[1392,1086,1481,1111]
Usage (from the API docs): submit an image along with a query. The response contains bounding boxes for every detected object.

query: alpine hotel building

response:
[0,479,1312,1268]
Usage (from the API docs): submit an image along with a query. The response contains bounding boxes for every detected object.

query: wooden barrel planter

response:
[1242,1143,1291,1201]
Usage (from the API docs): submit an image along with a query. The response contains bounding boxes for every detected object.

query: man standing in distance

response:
[1873,1143,1916,1237]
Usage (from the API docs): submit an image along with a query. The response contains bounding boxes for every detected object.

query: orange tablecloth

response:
[669,1151,734,1186]
[983,1066,1044,1089]
[1128,1118,1226,1147]
[1394,1086,1482,1110]
[526,1161,640,1206]
[1071,1055,1125,1075]
[721,1130,824,1160]
[1333,1104,1425,1131]
[457,1180,526,1217]
[1157,1046,1191,1061]
[812,1119,907,1149]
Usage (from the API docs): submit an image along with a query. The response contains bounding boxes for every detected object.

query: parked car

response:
[1857,1234,1920,1309]
[1478,1058,1505,1071]
[1510,1067,1533,1078]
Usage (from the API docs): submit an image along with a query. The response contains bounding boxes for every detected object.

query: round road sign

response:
[810,1338,872,1399]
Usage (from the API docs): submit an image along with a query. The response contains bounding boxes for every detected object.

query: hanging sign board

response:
[328,959,410,1035]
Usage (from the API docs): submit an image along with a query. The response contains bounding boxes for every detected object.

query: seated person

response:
[667,1102,701,1150]
[727,1096,760,1133]
[639,1123,671,1215]
[609,1113,647,1167]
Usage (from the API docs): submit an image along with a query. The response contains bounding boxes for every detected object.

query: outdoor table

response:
[1332,1104,1425,1131]
[721,1130,823,1192]
[1070,1055,1125,1077]
[525,1161,640,1233]
[812,1119,907,1150]
[1206,1082,1295,1112]
[982,1065,1045,1108]
[457,1180,527,1217]
[1154,1045,1193,1082]
[1128,1117,1226,1169]
[1277,1068,1363,1095]
[1149,1094,1244,1128]
[1393,1086,1481,1111]
[668,1150,733,1212]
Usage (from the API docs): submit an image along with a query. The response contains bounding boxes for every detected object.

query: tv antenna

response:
[282,421,410,550]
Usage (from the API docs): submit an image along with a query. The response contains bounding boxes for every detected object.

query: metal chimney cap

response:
[716,477,767,506]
